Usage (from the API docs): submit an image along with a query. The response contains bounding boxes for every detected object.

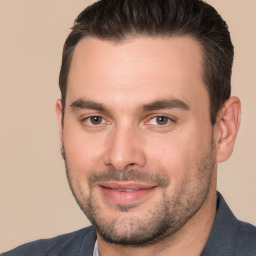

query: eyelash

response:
[81,115,109,126]
[146,115,175,127]
[80,114,176,128]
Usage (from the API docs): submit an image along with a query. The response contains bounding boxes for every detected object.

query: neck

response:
[97,183,217,256]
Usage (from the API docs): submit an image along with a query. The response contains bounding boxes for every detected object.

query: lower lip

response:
[99,186,157,205]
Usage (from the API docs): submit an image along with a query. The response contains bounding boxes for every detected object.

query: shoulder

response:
[202,193,256,256]
[235,220,256,255]
[1,226,96,256]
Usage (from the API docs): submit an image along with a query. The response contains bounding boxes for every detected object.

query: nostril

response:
[122,162,137,172]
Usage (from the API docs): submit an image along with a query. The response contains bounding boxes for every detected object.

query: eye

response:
[149,116,172,126]
[83,116,106,125]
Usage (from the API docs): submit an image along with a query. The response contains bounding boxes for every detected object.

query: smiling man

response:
[2,0,256,256]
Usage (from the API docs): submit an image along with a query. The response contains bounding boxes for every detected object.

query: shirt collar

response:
[93,239,99,256]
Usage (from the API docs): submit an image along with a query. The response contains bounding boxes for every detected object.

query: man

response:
[2,0,256,255]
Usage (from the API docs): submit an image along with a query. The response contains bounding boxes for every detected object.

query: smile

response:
[98,182,158,205]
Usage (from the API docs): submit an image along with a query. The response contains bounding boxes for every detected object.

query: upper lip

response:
[98,181,157,190]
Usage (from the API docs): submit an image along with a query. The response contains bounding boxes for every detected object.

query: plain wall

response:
[0,0,255,252]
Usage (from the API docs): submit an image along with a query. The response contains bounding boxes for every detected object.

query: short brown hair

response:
[59,0,234,124]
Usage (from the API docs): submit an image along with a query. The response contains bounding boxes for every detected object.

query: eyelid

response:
[80,114,111,126]
[144,114,176,126]
[79,113,176,128]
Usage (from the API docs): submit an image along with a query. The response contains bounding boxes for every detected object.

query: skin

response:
[56,36,241,256]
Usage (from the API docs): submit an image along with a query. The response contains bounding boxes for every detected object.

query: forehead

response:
[67,36,208,110]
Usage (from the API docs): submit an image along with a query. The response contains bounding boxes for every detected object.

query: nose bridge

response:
[104,122,146,171]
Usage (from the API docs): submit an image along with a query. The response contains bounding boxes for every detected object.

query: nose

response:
[103,125,147,171]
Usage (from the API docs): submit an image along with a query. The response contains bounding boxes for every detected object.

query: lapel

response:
[201,192,238,256]
[78,226,97,256]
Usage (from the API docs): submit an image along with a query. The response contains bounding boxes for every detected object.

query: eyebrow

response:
[70,99,108,112]
[69,98,190,113]
[142,99,190,112]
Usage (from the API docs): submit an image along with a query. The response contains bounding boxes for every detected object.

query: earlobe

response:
[216,96,241,163]
[56,99,63,141]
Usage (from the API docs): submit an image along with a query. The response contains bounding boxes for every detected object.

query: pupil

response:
[157,116,168,125]
[91,116,102,124]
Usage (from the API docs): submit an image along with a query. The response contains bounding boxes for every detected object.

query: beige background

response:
[0,0,255,253]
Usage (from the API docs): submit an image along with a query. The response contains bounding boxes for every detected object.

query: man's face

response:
[58,36,217,245]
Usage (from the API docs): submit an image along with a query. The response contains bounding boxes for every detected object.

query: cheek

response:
[63,128,107,174]
[145,132,207,183]
[147,136,191,167]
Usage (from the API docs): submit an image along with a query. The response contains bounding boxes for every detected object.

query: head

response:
[56,0,240,248]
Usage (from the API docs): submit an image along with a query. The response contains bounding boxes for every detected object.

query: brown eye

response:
[149,116,171,126]
[156,116,169,125]
[87,116,103,125]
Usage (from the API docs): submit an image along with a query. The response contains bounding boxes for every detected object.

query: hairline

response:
[62,33,214,124]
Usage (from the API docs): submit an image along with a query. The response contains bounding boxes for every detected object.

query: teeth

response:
[114,189,136,192]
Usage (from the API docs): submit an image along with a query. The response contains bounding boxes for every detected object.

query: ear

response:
[56,99,63,142]
[215,96,241,163]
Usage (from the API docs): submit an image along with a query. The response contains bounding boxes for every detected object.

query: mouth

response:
[98,182,158,205]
